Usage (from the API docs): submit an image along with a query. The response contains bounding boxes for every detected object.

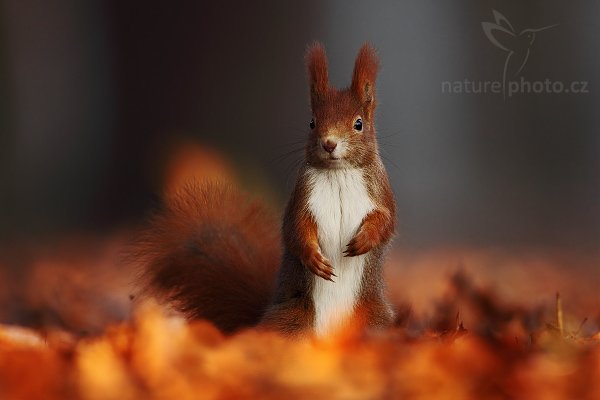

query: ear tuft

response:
[306,42,329,106]
[352,43,379,104]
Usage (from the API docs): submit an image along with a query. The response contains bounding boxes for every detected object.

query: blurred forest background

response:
[1,0,599,249]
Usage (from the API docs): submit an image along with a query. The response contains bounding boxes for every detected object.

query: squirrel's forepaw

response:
[344,227,378,257]
[303,250,336,282]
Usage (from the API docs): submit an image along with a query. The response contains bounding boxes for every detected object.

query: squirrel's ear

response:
[306,42,329,107]
[351,43,379,107]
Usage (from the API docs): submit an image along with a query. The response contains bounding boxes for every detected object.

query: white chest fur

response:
[306,167,375,336]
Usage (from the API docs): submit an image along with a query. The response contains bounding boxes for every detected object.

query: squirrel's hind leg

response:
[260,297,314,336]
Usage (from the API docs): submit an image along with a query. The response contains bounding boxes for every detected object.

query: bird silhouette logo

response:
[482,10,558,98]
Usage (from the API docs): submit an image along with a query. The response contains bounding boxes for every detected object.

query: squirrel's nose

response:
[322,140,337,154]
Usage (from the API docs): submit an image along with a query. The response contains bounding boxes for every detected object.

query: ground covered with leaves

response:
[0,236,599,400]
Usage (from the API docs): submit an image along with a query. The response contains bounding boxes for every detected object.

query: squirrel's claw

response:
[345,230,376,257]
[303,250,336,282]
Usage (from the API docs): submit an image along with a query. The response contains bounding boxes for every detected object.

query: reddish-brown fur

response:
[133,182,281,333]
[136,43,396,336]
[352,44,379,118]
[306,42,329,108]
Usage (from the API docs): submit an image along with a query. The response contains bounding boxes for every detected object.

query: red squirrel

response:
[135,42,396,337]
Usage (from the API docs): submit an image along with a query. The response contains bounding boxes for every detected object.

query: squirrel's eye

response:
[309,118,315,129]
[354,118,363,131]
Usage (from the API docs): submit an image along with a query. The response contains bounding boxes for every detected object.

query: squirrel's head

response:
[305,42,380,169]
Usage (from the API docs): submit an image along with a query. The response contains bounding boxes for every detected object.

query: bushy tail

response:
[132,181,281,333]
